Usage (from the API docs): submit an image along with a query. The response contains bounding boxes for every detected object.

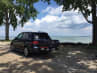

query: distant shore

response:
[0,36,92,43]
[60,42,91,45]
[0,40,91,46]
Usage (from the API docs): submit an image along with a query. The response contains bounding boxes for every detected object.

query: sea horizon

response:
[0,36,92,43]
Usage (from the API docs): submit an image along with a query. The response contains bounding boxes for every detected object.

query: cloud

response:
[21,5,92,36]
[83,25,92,31]
[0,5,91,37]
[41,15,59,23]
[43,5,63,16]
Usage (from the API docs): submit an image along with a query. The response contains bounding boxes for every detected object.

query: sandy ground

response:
[0,42,97,73]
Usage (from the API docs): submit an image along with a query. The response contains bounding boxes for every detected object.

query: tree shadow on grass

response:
[11,50,55,60]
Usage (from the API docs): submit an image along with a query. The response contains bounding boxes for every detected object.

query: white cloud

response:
[43,5,63,16]
[22,5,92,36]
[41,15,58,23]
[83,25,92,31]
[25,20,33,26]
[34,19,41,26]
[3,5,92,37]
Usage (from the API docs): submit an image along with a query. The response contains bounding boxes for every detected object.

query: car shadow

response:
[11,50,55,60]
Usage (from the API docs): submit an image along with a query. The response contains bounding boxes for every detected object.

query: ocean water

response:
[51,36,92,43]
[0,36,92,43]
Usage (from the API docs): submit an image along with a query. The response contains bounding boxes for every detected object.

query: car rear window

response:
[29,33,51,40]
[35,33,51,40]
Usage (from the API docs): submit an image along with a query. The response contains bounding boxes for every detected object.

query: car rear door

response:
[34,33,52,47]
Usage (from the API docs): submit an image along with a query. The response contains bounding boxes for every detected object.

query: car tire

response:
[24,48,29,57]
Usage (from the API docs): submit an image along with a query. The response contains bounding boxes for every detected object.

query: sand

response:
[0,42,97,73]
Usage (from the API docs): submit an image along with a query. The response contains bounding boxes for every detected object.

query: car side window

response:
[16,33,23,39]
[28,33,34,40]
[23,33,29,40]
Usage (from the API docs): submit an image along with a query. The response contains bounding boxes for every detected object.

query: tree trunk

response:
[5,21,9,40]
[93,21,97,46]
[5,10,9,40]
[92,1,97,46]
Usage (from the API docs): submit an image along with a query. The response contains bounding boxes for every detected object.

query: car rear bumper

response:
[29,45,58,53]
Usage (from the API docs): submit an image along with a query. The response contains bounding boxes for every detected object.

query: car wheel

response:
[24,48,29,57]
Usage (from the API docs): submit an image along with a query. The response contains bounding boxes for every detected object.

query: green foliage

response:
[0,0,39,30]
[54,0,92,18]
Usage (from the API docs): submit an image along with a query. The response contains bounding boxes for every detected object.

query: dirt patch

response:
[0,42,97,73]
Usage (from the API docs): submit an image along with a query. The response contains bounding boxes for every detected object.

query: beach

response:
[0,41,97,73]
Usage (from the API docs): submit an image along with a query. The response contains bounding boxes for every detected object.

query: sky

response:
[0,0,92,37]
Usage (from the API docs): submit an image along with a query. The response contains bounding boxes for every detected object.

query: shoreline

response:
[0,40,91,47]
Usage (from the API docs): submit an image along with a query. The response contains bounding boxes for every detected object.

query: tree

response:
[44,0,97,46]
[0,0,38,40]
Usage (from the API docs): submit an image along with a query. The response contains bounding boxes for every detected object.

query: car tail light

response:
[31,41,39,45]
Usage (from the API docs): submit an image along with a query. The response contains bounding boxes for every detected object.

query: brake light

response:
[31,41,39,45]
